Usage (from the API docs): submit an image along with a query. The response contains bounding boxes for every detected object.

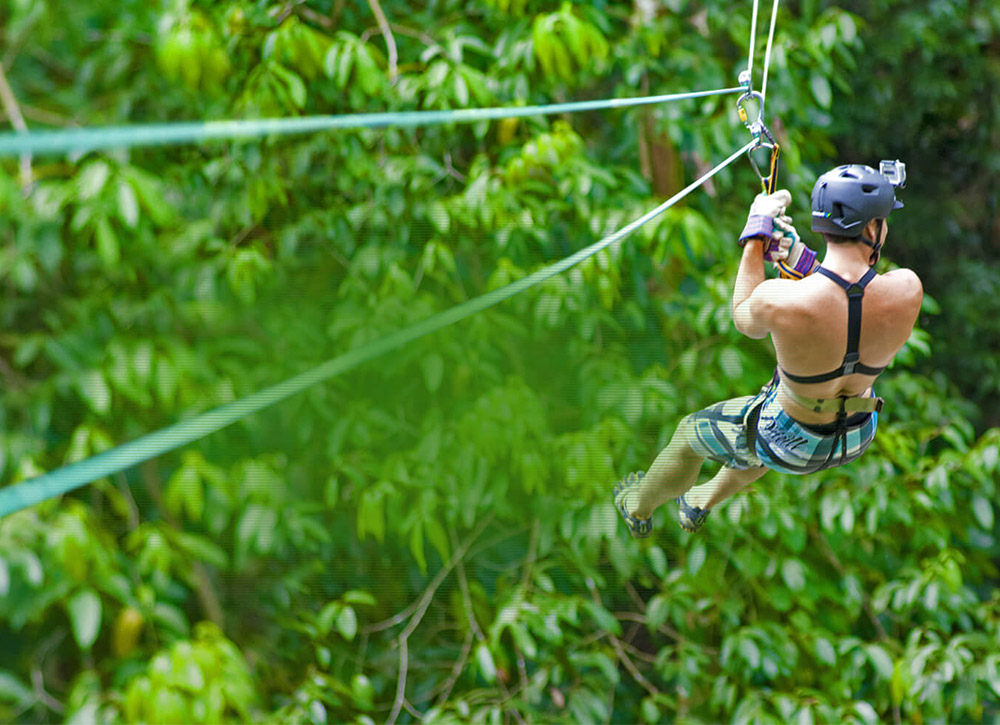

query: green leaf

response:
[738,637,761,669]
[866,644,894,680]
[641,697,659,724]
[354,46,381,95]
[409,520,427,574]
[453,72,469,106]
[648,546,668,579]
[972,494,993,529]
[173,532,228,568]
[77,370,111,415]
[582,600,621,636]
[853,701,878,725]
[421,353,445,393]
[781,558,806,591]
[67,588,102,650]
[165,464,204,522]
[78,161,111,199]
[719,347,743,379]
[95,215,120,266]
[0,671,33,705]
[343,590,377,607]
[891,659,908,704]
[476,643,497,683]
[428,200,450,234]
[237,504,278,558]
[424,518,450,564]
[317,602,341,636]
[116,179,140,229]
[814,637,836,666]
[155,355,177,406]
[646,594,669,631]
[337,606,358,641]
[811,73,833,109]
[351,674,374,710]
[271,63,307,108]
[358,485,387,543]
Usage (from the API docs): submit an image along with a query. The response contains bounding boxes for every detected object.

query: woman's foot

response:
[614,472,653,538]
[676,494,710,533]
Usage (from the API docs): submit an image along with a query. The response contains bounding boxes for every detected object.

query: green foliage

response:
[0,0,997,722]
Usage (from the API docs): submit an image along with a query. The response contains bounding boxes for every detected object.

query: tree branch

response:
[365,0,398,85]
[586,579,659,698]
[808,526,889,641]
[386,515,494,725]
[0,60,34,193]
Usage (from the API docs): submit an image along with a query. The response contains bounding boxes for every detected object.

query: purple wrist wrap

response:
[778,245,818,279]
[739,215,775,246]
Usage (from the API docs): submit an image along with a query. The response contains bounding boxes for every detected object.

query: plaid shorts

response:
[685,380,878,475]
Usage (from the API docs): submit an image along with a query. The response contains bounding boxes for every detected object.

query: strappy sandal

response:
[676,494,710,533]
[614,472,653,539]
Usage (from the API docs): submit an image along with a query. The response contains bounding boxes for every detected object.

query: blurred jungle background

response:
[1,0,999,722]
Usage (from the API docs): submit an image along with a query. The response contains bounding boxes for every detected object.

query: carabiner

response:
[736,90,767,142]
[747,141,781,194]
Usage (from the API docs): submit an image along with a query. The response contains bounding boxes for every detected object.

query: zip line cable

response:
[0,87,742,157]
[0,140,755,518]
[744,0,780,99]
[761,0,781,102]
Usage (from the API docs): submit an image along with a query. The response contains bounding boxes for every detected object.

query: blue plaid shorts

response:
[685,380,878,475]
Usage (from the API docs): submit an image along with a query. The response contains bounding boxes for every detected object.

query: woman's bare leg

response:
[628,416,705,519]
[684,464,768,511]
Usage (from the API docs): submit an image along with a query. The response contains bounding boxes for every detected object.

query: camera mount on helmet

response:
[879,159,906,189]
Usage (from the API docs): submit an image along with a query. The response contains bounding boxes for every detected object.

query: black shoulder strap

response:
[781,267,883,383]
[836,267,877,375]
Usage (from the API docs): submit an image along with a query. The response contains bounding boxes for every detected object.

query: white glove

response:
[769,216,817,279]
[762,214,795,262]
[748,189,792,219]
[739,190,793,246]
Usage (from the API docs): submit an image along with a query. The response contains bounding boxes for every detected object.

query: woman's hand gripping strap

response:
[770,217,818,279]
[739,189,791,247]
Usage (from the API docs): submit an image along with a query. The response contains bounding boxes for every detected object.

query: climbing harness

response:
[778,265,886,467]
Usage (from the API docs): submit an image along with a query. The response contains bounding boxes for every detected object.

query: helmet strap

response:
[860,220,883,266]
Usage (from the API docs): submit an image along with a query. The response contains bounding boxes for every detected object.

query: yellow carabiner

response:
[747,141,780,193]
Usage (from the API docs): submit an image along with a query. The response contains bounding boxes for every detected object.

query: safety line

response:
[0,140,755,518]
[747,0,759,83]
[0,87,743,157]
[760,0,780,102]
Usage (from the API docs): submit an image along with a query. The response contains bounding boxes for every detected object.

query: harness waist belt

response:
[782,384,884,415]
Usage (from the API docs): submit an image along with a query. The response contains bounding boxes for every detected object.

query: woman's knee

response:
[670,416,702,457]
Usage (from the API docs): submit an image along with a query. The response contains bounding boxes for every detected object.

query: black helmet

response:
[810,164,904,238]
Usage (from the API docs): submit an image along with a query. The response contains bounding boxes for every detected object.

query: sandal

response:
[676,494,710,533]
[614,472,653,539]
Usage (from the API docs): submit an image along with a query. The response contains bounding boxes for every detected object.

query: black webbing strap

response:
[783,266,884,384]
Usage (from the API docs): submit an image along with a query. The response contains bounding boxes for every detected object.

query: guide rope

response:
[0,87,742,157]
[0,140,754,518]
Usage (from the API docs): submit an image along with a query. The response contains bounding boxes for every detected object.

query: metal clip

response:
[736,88,780,192]
[736,90,770,146]
[747,139,780,194]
